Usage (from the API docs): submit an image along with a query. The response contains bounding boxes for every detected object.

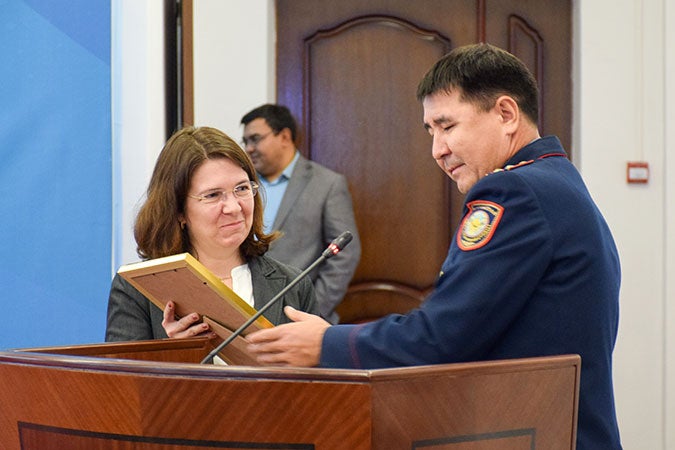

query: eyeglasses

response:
[241,131,274,148]
[187,181,259,204]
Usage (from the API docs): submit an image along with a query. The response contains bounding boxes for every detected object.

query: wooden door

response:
[276,0,571,323]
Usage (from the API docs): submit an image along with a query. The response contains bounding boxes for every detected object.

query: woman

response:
[105,126,317,342]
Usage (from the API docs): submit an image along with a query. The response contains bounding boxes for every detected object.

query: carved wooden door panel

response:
[276,0,571,322]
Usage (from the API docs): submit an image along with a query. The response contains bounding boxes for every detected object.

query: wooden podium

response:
[0,338,580,449]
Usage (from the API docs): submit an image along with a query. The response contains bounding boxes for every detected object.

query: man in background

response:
[240,104,361,324]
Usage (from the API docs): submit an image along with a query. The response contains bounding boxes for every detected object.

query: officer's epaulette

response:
[492,159,534,173]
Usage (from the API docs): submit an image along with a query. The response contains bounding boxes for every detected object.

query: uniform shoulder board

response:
[492,159,534,173]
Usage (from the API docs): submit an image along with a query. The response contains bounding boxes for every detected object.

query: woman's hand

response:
[162,300,214,338]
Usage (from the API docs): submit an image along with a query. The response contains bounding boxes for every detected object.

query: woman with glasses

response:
[105,126,318,342]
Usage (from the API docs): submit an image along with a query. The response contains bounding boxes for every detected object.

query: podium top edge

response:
[0,349,580,382]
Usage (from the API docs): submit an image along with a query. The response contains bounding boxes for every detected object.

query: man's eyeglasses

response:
[241,131,274,148]
[187,181,259,204]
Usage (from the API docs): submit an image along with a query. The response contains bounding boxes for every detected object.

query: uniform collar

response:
[504,135,567,167]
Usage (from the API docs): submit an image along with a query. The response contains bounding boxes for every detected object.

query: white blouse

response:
[230,263,254,307]
[214,263,254,366]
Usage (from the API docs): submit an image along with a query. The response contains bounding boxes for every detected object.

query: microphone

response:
[200,231,353,364]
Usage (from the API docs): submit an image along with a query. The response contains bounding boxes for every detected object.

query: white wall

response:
[112,0,167,269]
[576,1,673,448]
[665,2,675,446]
[192,0,275,138]
[114,1,674,447]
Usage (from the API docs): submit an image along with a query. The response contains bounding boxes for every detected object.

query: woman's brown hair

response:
[134,126,277,260]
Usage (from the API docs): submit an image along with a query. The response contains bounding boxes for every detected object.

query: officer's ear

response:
[495,95,520,133]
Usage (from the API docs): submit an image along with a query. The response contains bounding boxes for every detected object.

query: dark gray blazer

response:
[105,255,318,342]
[265,155,361,324]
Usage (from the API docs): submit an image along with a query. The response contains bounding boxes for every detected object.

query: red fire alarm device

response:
[626,162,649,184]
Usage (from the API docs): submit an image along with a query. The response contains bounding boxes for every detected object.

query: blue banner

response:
[0,0,111,348]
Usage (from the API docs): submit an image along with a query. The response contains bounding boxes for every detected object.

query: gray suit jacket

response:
[265,155,361,324]
[105,255,318,342]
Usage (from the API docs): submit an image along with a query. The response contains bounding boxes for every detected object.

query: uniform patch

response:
[457,200,504,251]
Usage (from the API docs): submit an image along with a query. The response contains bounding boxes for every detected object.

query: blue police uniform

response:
[321,136,622,449]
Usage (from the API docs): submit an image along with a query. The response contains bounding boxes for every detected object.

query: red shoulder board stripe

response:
[538,152,567,159]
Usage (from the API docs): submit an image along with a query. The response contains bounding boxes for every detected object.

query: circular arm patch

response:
[457,200,504,251]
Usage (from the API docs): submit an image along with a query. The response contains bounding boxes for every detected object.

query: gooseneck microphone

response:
[200,231,353,364]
